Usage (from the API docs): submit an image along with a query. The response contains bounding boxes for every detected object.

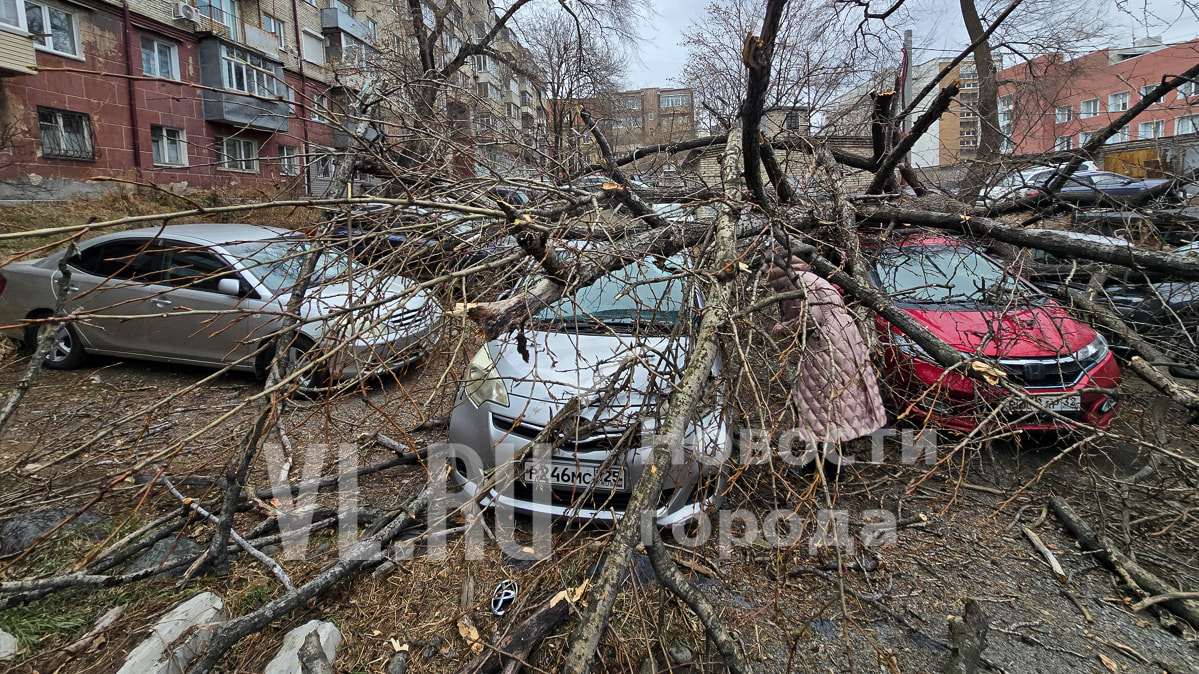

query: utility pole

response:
[902,29,913,168]
[901,30,912,133]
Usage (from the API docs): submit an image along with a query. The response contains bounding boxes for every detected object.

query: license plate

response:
[1015,394,1080,412]
[523,460,626,490]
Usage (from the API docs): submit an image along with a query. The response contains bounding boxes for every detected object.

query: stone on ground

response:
[115,592,225,674]
[264,620,342,674]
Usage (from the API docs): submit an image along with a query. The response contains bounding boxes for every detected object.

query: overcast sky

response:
[624,0,1197,90]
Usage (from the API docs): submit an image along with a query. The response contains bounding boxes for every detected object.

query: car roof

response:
[1024,228,1130,247]
[83,224,293,248]
[862,232,966,249]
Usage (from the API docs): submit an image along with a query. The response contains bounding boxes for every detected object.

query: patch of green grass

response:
[0,580,199,647]
[229,582,274,616]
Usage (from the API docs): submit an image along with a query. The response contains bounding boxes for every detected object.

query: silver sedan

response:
[447,254,729,525]
[0,224,441,385]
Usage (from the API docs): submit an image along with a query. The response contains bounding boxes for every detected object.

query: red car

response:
[865,233,1120,432]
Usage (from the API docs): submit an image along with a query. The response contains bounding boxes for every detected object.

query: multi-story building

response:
[554,87,696,177]
[0,0,547,198]
[997,36,1199,176]
[821,57,985,169]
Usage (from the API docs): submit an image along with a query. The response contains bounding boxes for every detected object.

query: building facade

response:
[821,57,984,170]
[0,0,546,198]
[997,37,1199,176]
[550,86,696,179]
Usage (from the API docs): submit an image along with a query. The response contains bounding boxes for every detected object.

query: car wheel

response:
[39,322,88,370]
[261,334,327,393]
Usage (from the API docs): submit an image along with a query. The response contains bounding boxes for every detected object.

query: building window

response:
[151,126,186,166]
[475,113,493,130]
[0,0,26,30]
[328,0,350,12]
[302,30,327,66]
[659,94,690,108]
[441,34,461,65]
[1180,80,1199,98]
[1139,84,1159,101]
[783,110,804,130]
[1108,91,1130,112]
[310,91,329,122]
[311,146,335,178]
[37,107,92,160]
[197,0,236,31]
[262,13,285,49]
[364,18,376,38]
[1178,114,1199,136]
[997,95,1013,134]
[1055,105,1071,123]
[25,1,78,57]
[647,111,654,121]
[1079,131,1093,145]
[1054,135,1072,150]
[1080,98,1099,118]
[1105,125,1130,144]
[215,136,258,172]
[472,54,493,73]
[221,45,278,97]
[140,36,178,79]
[1138,119,1165,139]
[278,144,299,175]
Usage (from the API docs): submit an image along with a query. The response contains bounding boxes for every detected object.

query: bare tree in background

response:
[517,5,629,179]
[680,0,892,133]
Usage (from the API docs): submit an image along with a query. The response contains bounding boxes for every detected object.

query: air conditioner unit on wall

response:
[173,2,199,22]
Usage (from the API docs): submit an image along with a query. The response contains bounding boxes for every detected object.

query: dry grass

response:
[0,187,326,262]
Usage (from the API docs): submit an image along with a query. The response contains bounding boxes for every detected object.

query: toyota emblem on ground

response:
[490,579,519,616]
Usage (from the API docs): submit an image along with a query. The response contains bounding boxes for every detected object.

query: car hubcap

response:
[286,343,318,388]
[45,326,72,363]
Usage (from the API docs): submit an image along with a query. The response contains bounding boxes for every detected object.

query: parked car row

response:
[1,218,1146,527]
[979,163,1191,209]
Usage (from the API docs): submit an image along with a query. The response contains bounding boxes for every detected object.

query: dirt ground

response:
[0,339,1195,674]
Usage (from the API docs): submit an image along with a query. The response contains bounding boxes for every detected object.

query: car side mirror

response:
[218,278,244,297]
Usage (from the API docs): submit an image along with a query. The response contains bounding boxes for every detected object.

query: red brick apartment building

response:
[0,0,548,199]
[998,37,1199,166]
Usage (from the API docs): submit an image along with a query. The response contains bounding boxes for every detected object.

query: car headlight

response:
[464,346,509,408]
[1071,334,1108,365]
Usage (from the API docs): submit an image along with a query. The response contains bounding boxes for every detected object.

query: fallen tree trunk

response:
[188,485,433,673]
[1048,496,1199,629]
[455,586,579,674]
[860,207,1199,281]
[561,125,745,674]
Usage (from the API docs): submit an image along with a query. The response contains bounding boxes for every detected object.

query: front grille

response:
[996,352,1101,389]
[387,303,433,330]
[493,415,630,453]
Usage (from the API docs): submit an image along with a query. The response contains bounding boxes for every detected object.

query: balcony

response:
[0,30,36,76]
[197,38,289,132]
[321,8,373,44]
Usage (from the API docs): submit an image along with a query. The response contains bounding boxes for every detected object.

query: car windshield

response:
[533,256,690,331]
[874,245,1038,306]
[224,239,352,293]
